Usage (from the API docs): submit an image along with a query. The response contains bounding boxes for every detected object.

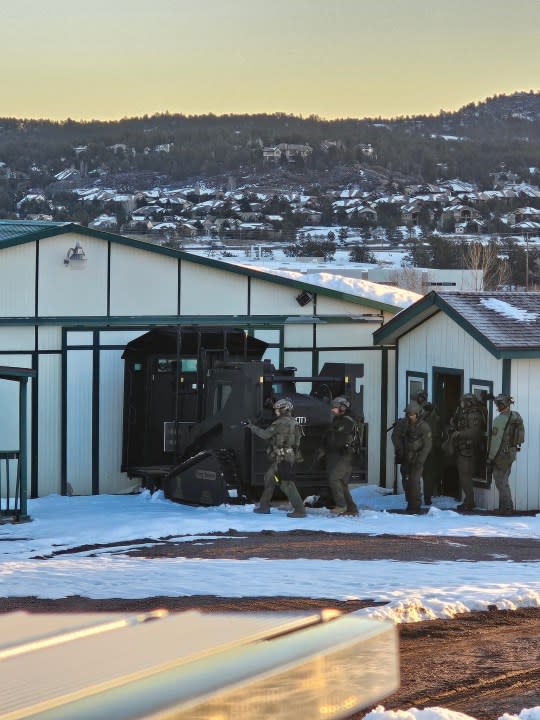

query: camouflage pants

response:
[259,460,304,513]
[327,454,358,513]
[493,460,514,513]
[456,454,475,508]
[405,462,423,512]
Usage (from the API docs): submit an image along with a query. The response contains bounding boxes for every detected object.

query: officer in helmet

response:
[487,394,524,515]
[448,393,486,511]
[320,396,360,515]
[392,401,432,514]
[413,390,442,504]
[246,397,306,517]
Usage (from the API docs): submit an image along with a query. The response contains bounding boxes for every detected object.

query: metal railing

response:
[0,365,35,522]
[0,451,22,520]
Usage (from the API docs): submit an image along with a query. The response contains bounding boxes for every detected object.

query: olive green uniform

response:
[488,410,523,514]
[418,403,442,503]
[324,413,359,514]
[391,417,409,492]
[401,419,432,513]
[248,416,305,514]
[449,405,485,509]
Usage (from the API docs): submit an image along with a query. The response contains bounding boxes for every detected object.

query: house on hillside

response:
[374,291,540,511]
[0,220,419,499]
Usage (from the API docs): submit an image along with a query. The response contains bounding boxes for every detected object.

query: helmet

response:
[461,393,477,408]
[331,396,351,410]
[494,393,513,409]
[273,397,294,414]
[404,401,421,415]
[414,390,428,404]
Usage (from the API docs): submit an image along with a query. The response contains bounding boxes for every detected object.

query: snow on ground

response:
[1,486,539,720]
[0,486,539,625]
[364,708,540,720]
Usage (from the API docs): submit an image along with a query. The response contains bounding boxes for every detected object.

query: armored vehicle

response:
[121,326,365,506]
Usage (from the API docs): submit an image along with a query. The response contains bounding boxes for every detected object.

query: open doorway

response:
[433,367,463,499]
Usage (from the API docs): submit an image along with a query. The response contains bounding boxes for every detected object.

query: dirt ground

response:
[5,530,540,720]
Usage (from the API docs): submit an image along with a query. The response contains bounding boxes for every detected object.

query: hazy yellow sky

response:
[3,0,540,121]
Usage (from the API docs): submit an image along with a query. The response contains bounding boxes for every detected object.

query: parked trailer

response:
[121,327,365,505]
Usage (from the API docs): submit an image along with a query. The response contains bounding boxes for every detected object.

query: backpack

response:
[509,411,525,447]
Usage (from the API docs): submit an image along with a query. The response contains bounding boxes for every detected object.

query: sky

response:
[1,487,539,719]
[3,0,540,122]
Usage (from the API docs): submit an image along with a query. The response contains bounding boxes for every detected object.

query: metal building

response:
[0,220,417,496]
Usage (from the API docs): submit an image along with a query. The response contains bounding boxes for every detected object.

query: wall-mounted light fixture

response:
[295,290,313,307]
[64,239,87,269]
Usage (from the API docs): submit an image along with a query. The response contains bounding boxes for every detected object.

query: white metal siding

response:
[37,354,62,495]
[284,324,312,348]
[99,349,132,493]
[0,327,34,351]
[180,263,247,315]
[511,359,540,511]
[110,246,178,315]
[66,350,93,495]
[318,349,382,486]
[39,234,108,316]
[283,351,313,395]
[397,313,501,413]
[99,330,147,347]
[38,326,62,351]
[316,323,378,348]
[250,278,313,316]
[0,243,36,316]
[315,295,384,316]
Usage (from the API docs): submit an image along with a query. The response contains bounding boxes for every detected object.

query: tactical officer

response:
[487,394,525,515]
[393,401,432,514]
[414,390,442,504]
[321,396,360,516]
[448,393,486,511]
[391,412,409,493]
[247,398,306,518]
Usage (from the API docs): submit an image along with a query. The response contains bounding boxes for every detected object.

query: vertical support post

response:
[19,378,28,519]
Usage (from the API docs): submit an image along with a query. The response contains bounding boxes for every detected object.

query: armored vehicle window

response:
[213,383,233,414]
[156,358,176,373]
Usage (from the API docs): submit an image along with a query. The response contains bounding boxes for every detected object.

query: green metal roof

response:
[0,220,402,313]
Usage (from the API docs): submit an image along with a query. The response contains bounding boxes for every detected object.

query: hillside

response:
[0,91,539,190]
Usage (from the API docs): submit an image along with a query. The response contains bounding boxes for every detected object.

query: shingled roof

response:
[373,291,540,358]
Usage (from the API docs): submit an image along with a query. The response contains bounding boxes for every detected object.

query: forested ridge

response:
[1,91,540,187]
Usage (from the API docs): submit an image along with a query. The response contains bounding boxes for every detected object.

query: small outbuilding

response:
[374,291,540,511]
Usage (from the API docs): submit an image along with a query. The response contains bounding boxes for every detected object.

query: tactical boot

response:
[287,510,306,518]
[253,507,271,514]
[457,502,475,511]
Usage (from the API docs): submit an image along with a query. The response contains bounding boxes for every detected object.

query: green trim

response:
[502,359,511,394]
[379,348,388,488]
[31,351,38,498]
[0,314,383,328]
[92,331,100,495]
[106,241,111,317]
[61,329,67,496]
[0,221,406,312]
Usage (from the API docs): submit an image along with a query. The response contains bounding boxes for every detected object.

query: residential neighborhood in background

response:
[1,91,540,293]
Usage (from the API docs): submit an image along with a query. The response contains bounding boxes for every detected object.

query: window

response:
[406,371,428,402]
